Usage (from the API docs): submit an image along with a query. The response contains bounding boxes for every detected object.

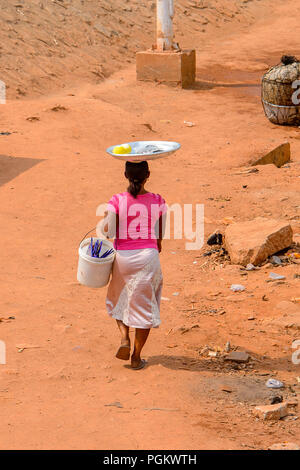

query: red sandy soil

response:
[1,0,270,99]
[0,0,300,450]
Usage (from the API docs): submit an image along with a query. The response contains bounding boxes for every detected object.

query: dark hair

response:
[125,161,150,198]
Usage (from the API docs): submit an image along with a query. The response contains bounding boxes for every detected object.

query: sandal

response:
[116,344,130,360]
[131,359,147,370]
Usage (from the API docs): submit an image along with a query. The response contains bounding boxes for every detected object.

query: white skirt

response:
[106,249,163,329]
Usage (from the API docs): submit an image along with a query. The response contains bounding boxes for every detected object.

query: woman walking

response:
[103,161,166,370]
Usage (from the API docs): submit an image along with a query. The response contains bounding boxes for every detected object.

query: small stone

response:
[225,351,250,363]
[230,284,245,292]
[270,396,283,405]
[268,443,300,450]
[245,263,256,271]
[220,385,233,393]
[207,231,223,246]
[269,272,286,281]
[266,378,284,389]
[271,256,282,265]
[254,403,288,421]
[26,116,40,122]
[225,341,231,352]
[233,167,259,175]
[50,104,67,112]
[208,351,218,358]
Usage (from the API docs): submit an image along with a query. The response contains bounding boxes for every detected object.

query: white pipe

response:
[156,0,174,51]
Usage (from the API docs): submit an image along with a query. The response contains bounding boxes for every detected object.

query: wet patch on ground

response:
[190,375,289,405]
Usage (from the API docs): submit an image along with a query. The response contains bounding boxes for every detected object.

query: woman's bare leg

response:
[131,328,150,368]
[116,320,130,345]
[115,320,130,360]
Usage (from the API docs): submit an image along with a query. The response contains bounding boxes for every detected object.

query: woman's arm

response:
[157,214,166,253]
[101,211,118,239]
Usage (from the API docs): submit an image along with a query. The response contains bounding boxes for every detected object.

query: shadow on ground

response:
[187,80,261,91]
[147,353,299,374]
[0,154,45,187]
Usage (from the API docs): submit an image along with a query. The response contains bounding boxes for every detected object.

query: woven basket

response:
[262,56,300,125]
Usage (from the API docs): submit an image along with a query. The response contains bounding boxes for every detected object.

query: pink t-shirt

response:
[107,192,167,251]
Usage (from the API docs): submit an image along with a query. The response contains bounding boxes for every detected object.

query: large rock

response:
[225,218,293,266]
[225,351,250,363]
[249,142,290,168]
[254,403,288,421]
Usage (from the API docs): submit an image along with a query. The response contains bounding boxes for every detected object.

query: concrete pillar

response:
[156,0,175,51]
[136,0,196,88]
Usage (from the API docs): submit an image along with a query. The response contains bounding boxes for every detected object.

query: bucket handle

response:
[79,227,97,246]
[79,228,112,247]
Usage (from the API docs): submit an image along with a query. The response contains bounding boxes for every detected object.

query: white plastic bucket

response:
[77,238,115,288]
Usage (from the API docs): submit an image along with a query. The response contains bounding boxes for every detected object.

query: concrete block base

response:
[136,50,196,88]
